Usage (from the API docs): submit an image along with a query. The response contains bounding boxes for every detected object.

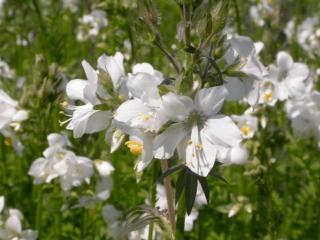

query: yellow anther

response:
[125,140,143,156]
[118,94,125,101]
[142,114,151,122]
[240,124,252,136]
[56,151,66,160]
[263,91,273,103]
[195,143,203,149]
[188,139,193,145]
[4,137,12,146]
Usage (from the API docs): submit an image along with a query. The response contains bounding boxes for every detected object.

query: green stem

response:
[35,185,43,237]
[175,194,186,240]
[232,0,242,34]
[148,162,158,240]
[0,136,7,184]
[81,208,87,239]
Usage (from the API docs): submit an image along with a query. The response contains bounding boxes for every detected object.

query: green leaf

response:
[175,168,187,204]
[161,164,184,179]
[198,176,210,204]
[208,169,228,184]
[185,170,198,215]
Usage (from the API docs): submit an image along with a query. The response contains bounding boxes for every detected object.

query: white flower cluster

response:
[0,89,28,154]
[64,51,248,178]
[0,196,38,240]
[28,133,94,191]
[76,10,108,42]
[285,17,320,57]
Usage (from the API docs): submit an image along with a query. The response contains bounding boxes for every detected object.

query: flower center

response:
[240,124,252,136]
[185,111,205,128]
[262,91,273,103]
[125,140,143,156]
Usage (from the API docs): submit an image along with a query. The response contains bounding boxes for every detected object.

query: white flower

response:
[0,89,28,131]
[28,133,94,191]
[77,10,108,41]
[0,199,38,240]
[64,60,111,138]
[153,86,242,176]
[224,35,266,106]
[0,89,28,154]
[261,51,310,105]
[124,128,155,173]
[285,91,320,145]
[285,17,320,57]
[232,109,258,139]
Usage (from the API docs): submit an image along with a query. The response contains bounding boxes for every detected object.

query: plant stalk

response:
[160,159,176,233]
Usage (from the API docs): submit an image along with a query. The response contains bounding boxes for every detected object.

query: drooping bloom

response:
[154,86,243,176]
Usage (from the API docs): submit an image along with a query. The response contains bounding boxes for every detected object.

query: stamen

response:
[125,140,143,156]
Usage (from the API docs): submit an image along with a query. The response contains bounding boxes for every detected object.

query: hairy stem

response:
[160,160,176,233]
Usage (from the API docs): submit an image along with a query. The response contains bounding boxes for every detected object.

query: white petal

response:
[162,93,194,122]
[153,123,188,159]
[5,214,22,233]
[98,52,125,90]
[203,115,242,147]
[230,35,254,57]
[126,73,161,107]
[135,132,154,172]
[66,79,87,101]
[85,110,111,134]
[225,77,247,101]
[0,196,4,213]
[114,99,149,125]
[230,146,248,164]
[185,125,217,176]
[132,63,163,84]
[195,86,228,117]
[82,60,98,103]
[94,160,114,177]
[47,133,68,147]
[277,51,293,71]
